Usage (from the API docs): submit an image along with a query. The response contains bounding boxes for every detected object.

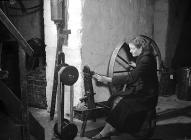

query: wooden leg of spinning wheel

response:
[80,111,88,137]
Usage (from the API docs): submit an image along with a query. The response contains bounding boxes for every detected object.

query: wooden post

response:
[50,23,64,120]
[70,85,74,122]
[49,24,71,120]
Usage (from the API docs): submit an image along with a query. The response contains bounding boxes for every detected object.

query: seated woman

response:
[92,36,159,140]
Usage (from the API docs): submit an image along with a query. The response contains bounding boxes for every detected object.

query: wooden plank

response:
[49,29,71,121]
[49,24,65,120]
[70,85,74,122]
[0,80,23,123]
[0,8,33,56]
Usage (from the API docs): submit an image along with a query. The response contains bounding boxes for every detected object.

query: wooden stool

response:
[73,104,109,137]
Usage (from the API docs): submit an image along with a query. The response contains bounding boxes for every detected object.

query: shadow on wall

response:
[166,0,191,69]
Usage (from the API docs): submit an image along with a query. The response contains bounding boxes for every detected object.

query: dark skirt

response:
[105,96,152,133]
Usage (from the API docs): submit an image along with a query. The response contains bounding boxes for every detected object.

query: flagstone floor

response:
[30,95,191,140]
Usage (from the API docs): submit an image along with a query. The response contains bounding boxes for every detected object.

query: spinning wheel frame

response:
[108,35,162,95]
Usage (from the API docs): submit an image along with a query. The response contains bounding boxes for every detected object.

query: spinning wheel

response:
[108,35,162,95]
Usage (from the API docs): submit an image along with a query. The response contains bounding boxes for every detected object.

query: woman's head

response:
[129,42,142,57]
[128,35,153,57]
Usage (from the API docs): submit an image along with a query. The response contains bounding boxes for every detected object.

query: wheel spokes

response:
[117,54,130,65]
[116,58,129,70]
[113,70,128,73]
[108,36,162,95]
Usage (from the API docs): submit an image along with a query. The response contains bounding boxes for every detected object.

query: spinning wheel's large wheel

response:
[108,35,162,95]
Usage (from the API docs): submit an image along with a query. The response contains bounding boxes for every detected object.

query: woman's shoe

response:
[91,133,110,140]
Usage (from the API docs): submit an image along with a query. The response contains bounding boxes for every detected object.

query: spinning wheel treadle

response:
[108,35,162,95]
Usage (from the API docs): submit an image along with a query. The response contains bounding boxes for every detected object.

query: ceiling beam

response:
[0,8,33,56]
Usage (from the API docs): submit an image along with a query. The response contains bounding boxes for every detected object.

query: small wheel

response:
[54,119,78,140]
[107,35,162,95]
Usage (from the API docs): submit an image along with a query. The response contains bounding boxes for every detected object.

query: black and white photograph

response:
[0,0,191,140]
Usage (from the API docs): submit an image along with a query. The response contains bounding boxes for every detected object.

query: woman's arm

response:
[112,55,153,85]
[93,73,112,84]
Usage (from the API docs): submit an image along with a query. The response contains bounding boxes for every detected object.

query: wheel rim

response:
[107,35,162,95]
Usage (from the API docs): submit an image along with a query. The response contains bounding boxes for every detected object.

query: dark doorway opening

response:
[1,41,21,99]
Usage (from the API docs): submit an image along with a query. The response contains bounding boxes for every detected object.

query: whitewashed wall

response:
[44,0,168,114]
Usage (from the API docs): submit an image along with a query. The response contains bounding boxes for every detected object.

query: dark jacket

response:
[106,51,159,133]
[111,51,159,107]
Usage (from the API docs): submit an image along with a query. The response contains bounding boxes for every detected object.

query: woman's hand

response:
[126,61,136,71]
[93,73,112,84]
[129,61,136,68]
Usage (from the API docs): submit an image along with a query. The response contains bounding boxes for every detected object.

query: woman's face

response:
[129,43,142,57]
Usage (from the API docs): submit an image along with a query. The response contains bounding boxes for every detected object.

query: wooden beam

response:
[0,80,23,123]
[0,8,33,56]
